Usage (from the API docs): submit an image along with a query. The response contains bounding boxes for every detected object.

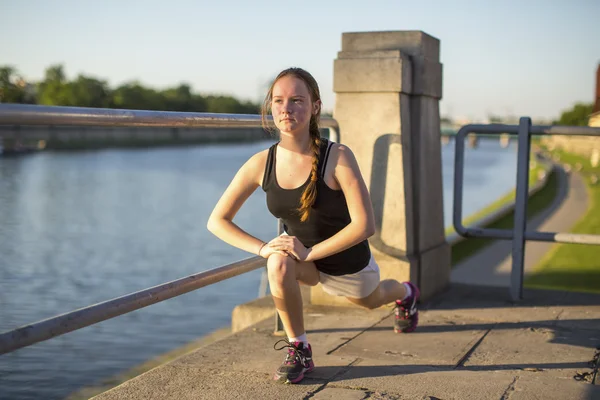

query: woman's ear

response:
[313,100,322,115]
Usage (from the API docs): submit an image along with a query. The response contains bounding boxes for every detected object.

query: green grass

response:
[525,149,600,293]
[450,161,558,265]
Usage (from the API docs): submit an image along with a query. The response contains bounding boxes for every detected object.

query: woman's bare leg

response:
[267,253,319,338]
[345,279,407,309]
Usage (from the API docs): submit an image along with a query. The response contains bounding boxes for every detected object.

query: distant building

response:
[548,63,600,156]
[590,64,600,127]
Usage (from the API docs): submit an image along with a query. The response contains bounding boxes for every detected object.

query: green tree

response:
[69,75,111,108]
[205,95,259,114]
[190,94,208,112]
[0,66,26,103]
[110,82,165,110]
[3,62,261,113]
[554,102,594,126]
[37,64,74,106]
[162,84,194,111]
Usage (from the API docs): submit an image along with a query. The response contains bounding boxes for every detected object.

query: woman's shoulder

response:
[241,145,272,175]
[327,142,358,166]
[248,146,271,164]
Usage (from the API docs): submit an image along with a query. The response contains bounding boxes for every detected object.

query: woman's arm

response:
[304,143,375,261]
[269,144,375,262]
[207,150,270,256]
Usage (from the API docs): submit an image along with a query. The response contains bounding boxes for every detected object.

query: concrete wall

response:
[542,113,600,159]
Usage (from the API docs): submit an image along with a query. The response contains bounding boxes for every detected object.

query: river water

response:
[0,138,517,399]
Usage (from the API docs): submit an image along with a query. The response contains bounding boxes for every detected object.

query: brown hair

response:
[261,67,322,222]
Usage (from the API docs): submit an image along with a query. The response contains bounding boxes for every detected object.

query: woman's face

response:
[271,75,320,135]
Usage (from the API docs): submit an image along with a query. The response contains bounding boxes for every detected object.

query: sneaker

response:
[394,281,420,333]
[272,339,314,384]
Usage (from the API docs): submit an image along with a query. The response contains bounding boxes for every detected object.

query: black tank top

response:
[261,138,371,276]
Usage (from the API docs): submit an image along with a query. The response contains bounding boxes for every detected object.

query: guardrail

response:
[453,117,600,301]
[0,104,340,355]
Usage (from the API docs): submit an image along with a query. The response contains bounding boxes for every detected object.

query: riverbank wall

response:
[0,125,275,150]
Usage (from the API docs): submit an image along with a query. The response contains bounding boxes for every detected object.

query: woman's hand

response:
[258,242,288,259]
[267,235,311,262]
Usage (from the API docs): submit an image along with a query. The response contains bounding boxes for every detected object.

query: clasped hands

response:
[258,234,311,262]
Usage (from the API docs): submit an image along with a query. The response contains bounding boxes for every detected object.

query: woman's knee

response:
[267,254,296,286]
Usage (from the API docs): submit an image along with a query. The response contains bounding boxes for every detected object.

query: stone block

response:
[231,295,276,333]
[333,53,412,94]
[341,30,440,60]
[412,56,443,98]
[334,51,442,98]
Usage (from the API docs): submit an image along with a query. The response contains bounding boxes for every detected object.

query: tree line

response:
[0,64,261,114]
[1,64,595,125]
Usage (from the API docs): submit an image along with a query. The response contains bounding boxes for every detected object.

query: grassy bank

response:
[450,160,558,265]
[525,150,600,293]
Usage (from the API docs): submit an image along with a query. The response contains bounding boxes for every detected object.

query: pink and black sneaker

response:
[273,339,314,384]
[394,281,420,333]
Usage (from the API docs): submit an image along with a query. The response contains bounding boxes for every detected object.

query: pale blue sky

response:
[1,0,599,121]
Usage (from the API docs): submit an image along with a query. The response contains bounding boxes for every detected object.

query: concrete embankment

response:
[0,126,273,150]
[92,284,600,400]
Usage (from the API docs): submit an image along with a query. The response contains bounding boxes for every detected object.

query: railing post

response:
[510,117,532,301]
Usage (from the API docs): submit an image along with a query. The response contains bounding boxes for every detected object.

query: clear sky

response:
[1,0,599,121]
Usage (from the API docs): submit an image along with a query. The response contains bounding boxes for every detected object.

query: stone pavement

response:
[93,284,600,400]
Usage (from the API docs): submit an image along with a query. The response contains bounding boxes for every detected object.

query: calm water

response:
[0,138,517,399]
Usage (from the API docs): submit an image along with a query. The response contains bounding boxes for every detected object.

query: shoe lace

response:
[396,300,411,319]
[274,339,306,365]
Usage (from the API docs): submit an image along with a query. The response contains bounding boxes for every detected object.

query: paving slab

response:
[169,305,386,379]
[508,374,600,400]
[463,325,597,379]
[312,387,368,400]
[95,364,323,400]
[334,313,487,367]
[329,368,516,400]
[556,306,600,332]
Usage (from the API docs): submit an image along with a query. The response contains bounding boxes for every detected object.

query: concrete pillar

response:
[312,31,450,304]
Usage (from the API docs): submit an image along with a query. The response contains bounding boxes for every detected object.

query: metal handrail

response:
[0,104,341,355]
[0,103,341,133]
[0,257,266,355]
[453,118,600,301]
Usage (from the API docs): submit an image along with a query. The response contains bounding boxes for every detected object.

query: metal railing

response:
[453,117,600,301]
[0,103,340,355]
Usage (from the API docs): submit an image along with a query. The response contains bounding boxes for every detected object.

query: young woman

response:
[207,67,420,384]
